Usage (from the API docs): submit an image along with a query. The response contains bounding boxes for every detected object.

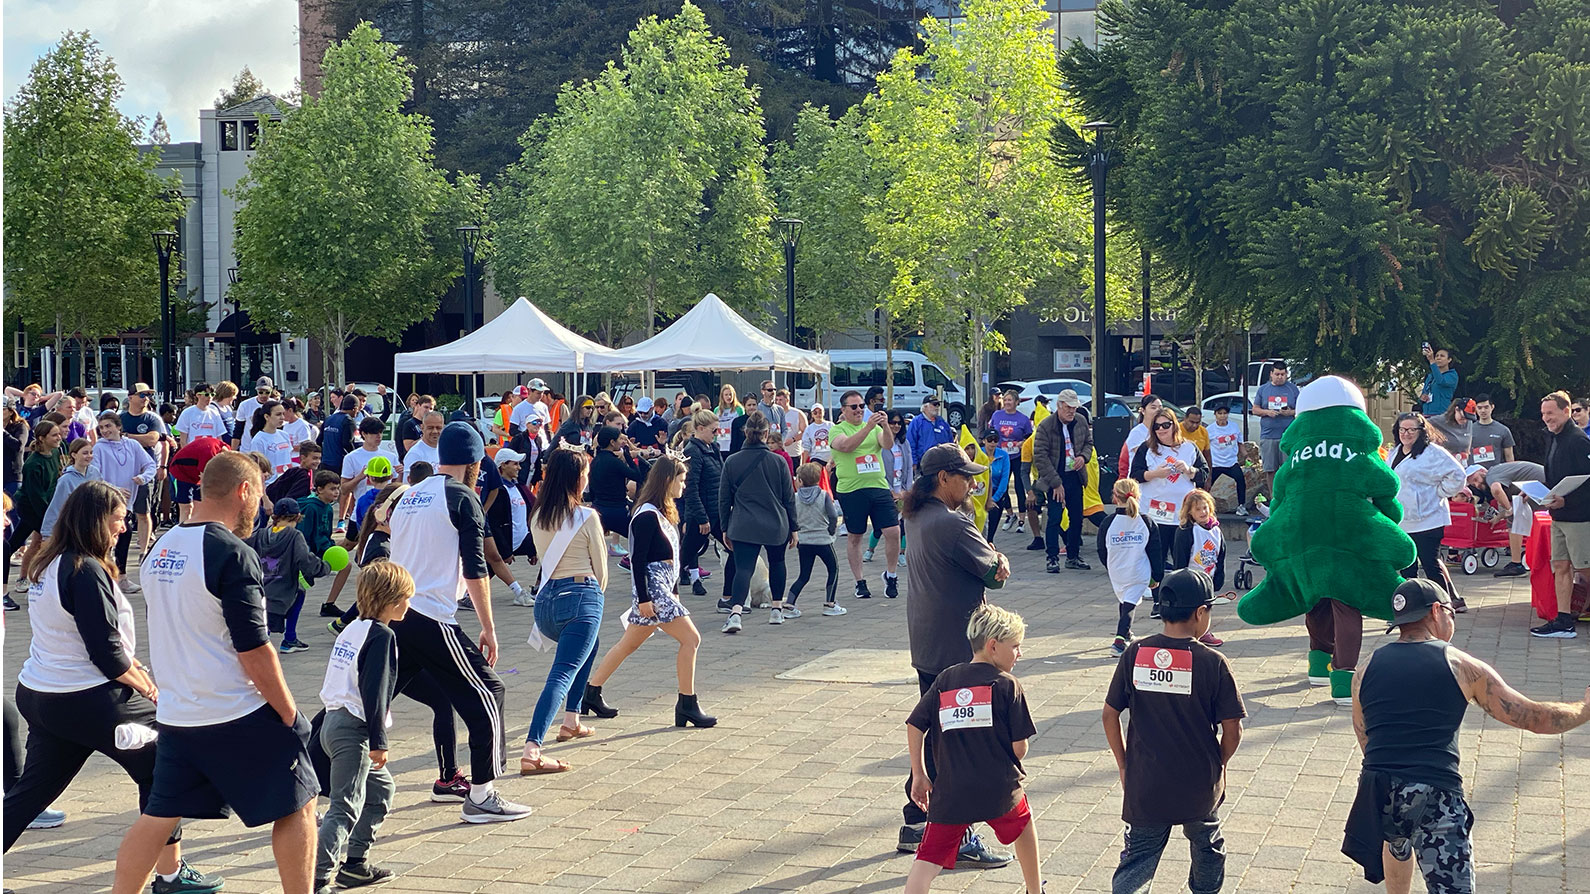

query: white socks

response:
[467,781,494,804]
[508,581,524,596]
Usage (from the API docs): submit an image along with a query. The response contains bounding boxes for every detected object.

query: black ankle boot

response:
[582,684,619,718]
[674,692,717,728]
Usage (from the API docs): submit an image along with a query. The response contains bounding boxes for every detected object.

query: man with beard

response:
[386,423,530,822]
[112,452,319,894]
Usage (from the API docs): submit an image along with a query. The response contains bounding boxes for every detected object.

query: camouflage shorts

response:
[1384,783,1474,894]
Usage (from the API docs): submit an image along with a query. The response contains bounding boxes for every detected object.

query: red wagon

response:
[1441,499,1510,574]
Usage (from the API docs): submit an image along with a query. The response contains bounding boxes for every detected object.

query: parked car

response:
[993,379,1104,417]
[1127,364,1231,404]
[794,349,968,428]
[1201,392,1252,415]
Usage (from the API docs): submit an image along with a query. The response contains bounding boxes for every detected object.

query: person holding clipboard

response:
[1528,392,1590,639]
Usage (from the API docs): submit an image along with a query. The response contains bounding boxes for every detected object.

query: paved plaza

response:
[5,532,1588,893]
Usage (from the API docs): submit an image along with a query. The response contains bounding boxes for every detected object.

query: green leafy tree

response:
[492,1,778,347]
[3,31,185,387]
[231,22,485,386]
[862,0,1095,393]
[215,65,270,109]
[1063,0,1590,397]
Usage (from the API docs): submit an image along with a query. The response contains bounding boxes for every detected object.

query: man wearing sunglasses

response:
[120,385,171,556]
[831,390,903,598]
[1346,578,1590,891]
[174,384,227,448]
[1573,397,1589,434]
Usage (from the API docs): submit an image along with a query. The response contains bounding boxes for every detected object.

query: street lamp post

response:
[227,266,242,385]
[457,225,482,412]
[776,217,803,390]
[153,231,179,400]
[1082,121,1117,409]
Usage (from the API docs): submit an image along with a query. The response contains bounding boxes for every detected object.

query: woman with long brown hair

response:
[1129,407,1208,592]
[7,420,66,592]
[585,454,717,727]
[3,481,223,890]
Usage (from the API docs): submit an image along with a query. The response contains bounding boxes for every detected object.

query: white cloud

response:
[3,0,301,143]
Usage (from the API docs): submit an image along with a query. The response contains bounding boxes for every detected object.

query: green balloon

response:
[324,545,351,572]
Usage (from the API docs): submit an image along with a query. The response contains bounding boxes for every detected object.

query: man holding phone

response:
[831,390,903,599]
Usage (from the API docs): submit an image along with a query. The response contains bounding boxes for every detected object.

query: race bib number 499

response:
[939,686,994,731]
[1133,647,1192,695]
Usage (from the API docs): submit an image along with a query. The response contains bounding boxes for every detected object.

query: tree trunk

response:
[333,310,348,388]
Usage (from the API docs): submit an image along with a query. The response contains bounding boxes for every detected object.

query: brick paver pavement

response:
[5,529,1587,893]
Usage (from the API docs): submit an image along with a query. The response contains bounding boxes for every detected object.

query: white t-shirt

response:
[176,404,227,441]
[73,404,97,435]
[403,440,440,470]
[1207,419,1242,468]
[282,417,317,450]
[802,422,833,463]
[1138,441,1203,526]
[341,447,400,504]
[1104,512,1154,606]
[18,557,136,693]
[507,484,528,549]
[246,429,294,483]
[236,396,265,430]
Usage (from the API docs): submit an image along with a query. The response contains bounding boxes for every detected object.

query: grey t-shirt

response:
[1255,382,1300,440]
[1466,420,1515,468]
[904,497,1003,675]
[1485,461,1543,494]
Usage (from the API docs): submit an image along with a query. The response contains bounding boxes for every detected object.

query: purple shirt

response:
[989,410,1033,454]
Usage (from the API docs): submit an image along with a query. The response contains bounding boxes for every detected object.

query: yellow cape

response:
[1026,403,1104,525]
[957,424,991,533]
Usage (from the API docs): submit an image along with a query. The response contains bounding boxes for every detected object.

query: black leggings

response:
[4,682,178,852]
[3,697,22,791]
[1404,527,1458,600]
[728,540,787,609]
[392,613,506,786]
[1117,602,1136,638]
[788,543,837,605]
[681,521,736,597]
[1010,461,1029,513]
[402,671,460,780]
[1210,465,1246,507]
[3,510,41,585]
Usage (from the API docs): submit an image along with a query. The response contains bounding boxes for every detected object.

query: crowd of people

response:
[2,353,1589,894]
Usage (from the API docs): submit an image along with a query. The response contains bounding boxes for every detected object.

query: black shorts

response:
[838,487,900,536]
[132,483,152,515]
[596,503,630,537]
[145,704,318,827]
[173,480,199,505]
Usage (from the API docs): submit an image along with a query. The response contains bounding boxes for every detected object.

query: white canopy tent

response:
[588,293,829,375]
[393,296,614,375]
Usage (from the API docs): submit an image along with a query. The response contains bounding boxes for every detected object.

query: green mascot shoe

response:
[1307,650,1331,686]
[1329,668,1354,706]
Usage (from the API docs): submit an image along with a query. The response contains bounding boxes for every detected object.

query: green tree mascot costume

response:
[1237,376,1416,704]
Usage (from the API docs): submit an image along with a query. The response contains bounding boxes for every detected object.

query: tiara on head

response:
[663,445,689,463]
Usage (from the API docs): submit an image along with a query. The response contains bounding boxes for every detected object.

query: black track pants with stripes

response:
[391,612,506,786]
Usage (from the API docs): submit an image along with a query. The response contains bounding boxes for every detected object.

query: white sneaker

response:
[460,790,532,823]
[1235,505,1248,517]
[897,554,907,569]
[1015,520,1025,534]
[12,579,31,593]
[822,603,848,617]
[769,609,784,625]
[1001,515,1013,532]
[782,606,802,619]
[511,590,536,607]
[120,579,142,594]
[863,548,874,563]
[722,613,743,634]
[607,543,629,558]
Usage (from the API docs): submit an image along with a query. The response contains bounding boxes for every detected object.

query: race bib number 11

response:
[939,686,994,731]
[1133,647,1192,695]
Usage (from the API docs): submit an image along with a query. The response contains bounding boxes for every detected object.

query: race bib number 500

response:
[939,686,994,731]
[1133,648,1192,695]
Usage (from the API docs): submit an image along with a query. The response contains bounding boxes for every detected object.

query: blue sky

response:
[4,0,301,143]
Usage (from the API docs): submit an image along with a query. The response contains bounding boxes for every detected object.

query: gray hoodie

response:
[245,524,332,617]
[40,466,91,539]
[794,485,839,546]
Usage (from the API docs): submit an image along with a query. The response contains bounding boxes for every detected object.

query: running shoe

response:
[1015,520,1025,534]
[1235,505,1248,517]
[319,603,343,618]
[897,553,907,569]
[1001,515,1014,532]
[11,578,31,594]
[1492,562,1527,577]
[511,590,535,607]
[1045,558,1060,574]
[855,580,872,599]
[716,599,733,613]
[781,606,802,619]
[1199,632,1224,647]
[884,575,899,599]
[1149,603,1162,620]
[619,556,631,571]
[1025,537,1044,551]
[3,596,18,612]
[722,613,743,634]
[958,832,1012,868]
[1109,636,1128,657]
[769,609,784,625]
[697,569,711,580]
[151,861,224,894]
[335,861,395,889]
[27,808,65,830]
[460,790,532,823]
[1530,616,1577,639]
[822,603,847,616]
[280,639,310,653]
[863,548,874,563]
[457,596,475,612]
[897,823,925,853]
[1065,557,1090,570]
[431,772,470,803]
[328,619,348,635]
[1452,596,1468,614]
[607,543,629,558]
[691,580,708,596]
[120,579,142,594]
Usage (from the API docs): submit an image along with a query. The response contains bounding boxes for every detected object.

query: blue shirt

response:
[1421,364,1458,415]
[906,413,954,465]
[1255,382,1301,440]
[986,448,1011,501]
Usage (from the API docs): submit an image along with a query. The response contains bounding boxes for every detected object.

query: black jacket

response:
[589,449,648,508]
[719,441,797,546]
[681,436,723,527]
[1545,421,1590,523]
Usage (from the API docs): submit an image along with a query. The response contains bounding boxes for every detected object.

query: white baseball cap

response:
[495,449,527,464]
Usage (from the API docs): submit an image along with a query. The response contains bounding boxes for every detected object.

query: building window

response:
[221,120,240,151]
[241,120,261,150]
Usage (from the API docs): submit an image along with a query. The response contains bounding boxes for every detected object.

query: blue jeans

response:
[1111,816,1225,894]
[526,578,604,746]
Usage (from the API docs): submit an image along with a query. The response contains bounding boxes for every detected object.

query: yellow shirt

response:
[1182,423,1210,458]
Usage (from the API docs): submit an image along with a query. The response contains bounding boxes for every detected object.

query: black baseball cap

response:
[1387,579,1450,631]
[1159,568,1215,609]
[919,443,986,477]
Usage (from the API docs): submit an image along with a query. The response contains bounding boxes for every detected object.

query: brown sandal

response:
[519,754,571,775]
[556,723,594,742]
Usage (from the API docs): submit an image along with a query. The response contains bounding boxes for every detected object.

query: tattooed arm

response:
[1450,648,1590,734]
[1350,651,1372,752]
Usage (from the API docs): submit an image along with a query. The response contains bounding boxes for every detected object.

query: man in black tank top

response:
[1345,579,1590,893]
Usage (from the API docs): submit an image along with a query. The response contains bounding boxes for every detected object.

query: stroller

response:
[1441,498,1509,575]
[1232,497,1270,590]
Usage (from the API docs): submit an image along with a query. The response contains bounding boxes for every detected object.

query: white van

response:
[794,349,969,428]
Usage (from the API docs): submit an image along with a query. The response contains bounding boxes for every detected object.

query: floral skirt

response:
[623,561,691,627]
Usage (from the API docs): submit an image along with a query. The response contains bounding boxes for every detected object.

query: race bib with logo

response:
[1216,434,1238,448]
[1146,498,1178,524]
[938,685,994,731]
[1471,445,1495,465]
[1133,647,1192,695]
[1268,396,1289,411]
[855,453,882,475]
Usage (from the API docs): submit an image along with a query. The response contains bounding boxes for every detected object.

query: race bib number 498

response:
[939,686,994,731]
[1133,647,1192,695]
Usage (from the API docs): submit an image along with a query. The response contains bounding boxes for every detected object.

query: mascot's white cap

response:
[1295,375,1367,415]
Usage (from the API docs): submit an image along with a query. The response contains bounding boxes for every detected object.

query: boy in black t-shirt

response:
[904,604,1041,894]
[1103,568,1246,894]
